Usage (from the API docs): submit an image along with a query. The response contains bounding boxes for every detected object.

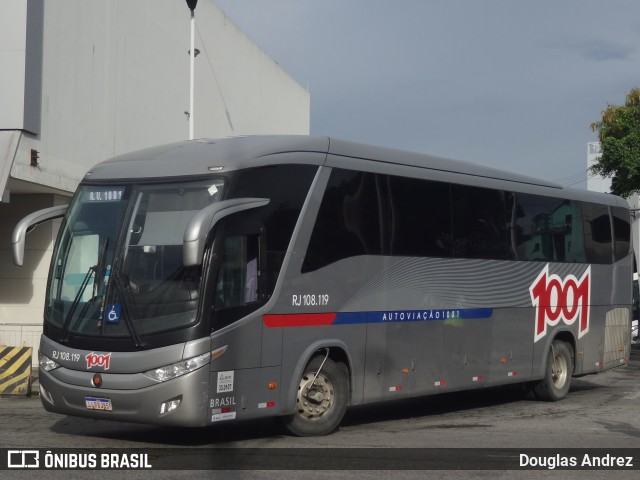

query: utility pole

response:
[186,0,198,140]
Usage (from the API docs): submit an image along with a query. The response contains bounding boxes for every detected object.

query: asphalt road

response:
[1,344,639,479]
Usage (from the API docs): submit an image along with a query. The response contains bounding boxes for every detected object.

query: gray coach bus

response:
[13,136,633,436]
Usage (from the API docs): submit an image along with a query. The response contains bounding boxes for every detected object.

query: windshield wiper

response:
[93,237,109,299]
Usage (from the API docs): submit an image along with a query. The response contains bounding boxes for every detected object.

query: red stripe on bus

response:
[263,313,337,328]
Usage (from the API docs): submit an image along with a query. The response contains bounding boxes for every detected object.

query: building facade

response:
[0,0,310,358]
[586,142,609,194]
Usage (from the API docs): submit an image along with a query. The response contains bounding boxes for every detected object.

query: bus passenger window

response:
[387,176,453,258]
[451,185,509,260]
[612,206,631,261]
[302,169,383,272]
[582,203,612,264]
[511,194,587,263]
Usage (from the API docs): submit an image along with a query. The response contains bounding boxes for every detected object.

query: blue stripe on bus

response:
[331,308,493,325]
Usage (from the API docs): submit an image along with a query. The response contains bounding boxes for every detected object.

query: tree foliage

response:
[590,87,640,198]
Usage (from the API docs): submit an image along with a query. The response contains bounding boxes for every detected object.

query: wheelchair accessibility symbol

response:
[105,304,122,324]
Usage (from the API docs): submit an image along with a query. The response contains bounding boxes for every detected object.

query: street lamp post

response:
[186,0,198,140]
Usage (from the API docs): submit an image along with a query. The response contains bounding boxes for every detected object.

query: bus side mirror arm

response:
[12,205,68,266]
[183,197,270,267]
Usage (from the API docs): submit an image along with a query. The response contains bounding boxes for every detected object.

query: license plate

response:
[85,396,113,411]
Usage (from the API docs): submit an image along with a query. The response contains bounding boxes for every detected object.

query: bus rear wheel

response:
[281,355,349,436]
[533,340,573,401]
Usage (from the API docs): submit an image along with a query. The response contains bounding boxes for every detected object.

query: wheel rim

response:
[551,352,568,388]
[296,371,334,421]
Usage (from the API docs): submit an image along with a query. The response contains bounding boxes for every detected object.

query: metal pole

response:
[189,9,195,140]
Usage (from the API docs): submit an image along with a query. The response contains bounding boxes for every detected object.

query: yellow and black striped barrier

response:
[0,346,33,395]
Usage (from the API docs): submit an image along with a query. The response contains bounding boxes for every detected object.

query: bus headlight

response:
[143,352,210,383]
[39,351,60,372]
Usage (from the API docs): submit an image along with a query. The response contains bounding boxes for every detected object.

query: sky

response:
[213,0,640,189]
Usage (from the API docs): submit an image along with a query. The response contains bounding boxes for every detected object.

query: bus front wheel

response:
[533,340,573,401]
[281,355,349,436]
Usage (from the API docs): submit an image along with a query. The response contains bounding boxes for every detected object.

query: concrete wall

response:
[0,194,65,357]
[0,0,42,135]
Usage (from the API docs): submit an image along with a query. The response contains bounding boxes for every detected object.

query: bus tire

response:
[533,340,573,401]
[281,355,349,436]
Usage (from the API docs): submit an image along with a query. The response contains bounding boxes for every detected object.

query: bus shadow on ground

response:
[342,383,547,428]
[49,382,600,446]
[50,416,285,446]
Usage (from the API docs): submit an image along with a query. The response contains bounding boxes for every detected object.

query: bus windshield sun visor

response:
[183,197,270,267]
[12,205,68,266]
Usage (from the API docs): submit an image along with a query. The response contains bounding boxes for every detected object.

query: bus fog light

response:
[159,396,182,415]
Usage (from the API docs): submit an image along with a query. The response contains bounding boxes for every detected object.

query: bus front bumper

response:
[38,365,210,427]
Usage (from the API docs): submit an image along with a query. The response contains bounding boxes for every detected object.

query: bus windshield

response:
[46,180,225,341]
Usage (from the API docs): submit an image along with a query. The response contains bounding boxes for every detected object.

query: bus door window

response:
[211,221,266,330]
[216,235,260,308]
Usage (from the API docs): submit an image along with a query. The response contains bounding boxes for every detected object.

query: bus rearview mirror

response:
[12,205,68,266]
[183,197,269,267]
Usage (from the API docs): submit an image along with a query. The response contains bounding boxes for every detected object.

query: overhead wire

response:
[550,170,613,188]
[194,19,235,132]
